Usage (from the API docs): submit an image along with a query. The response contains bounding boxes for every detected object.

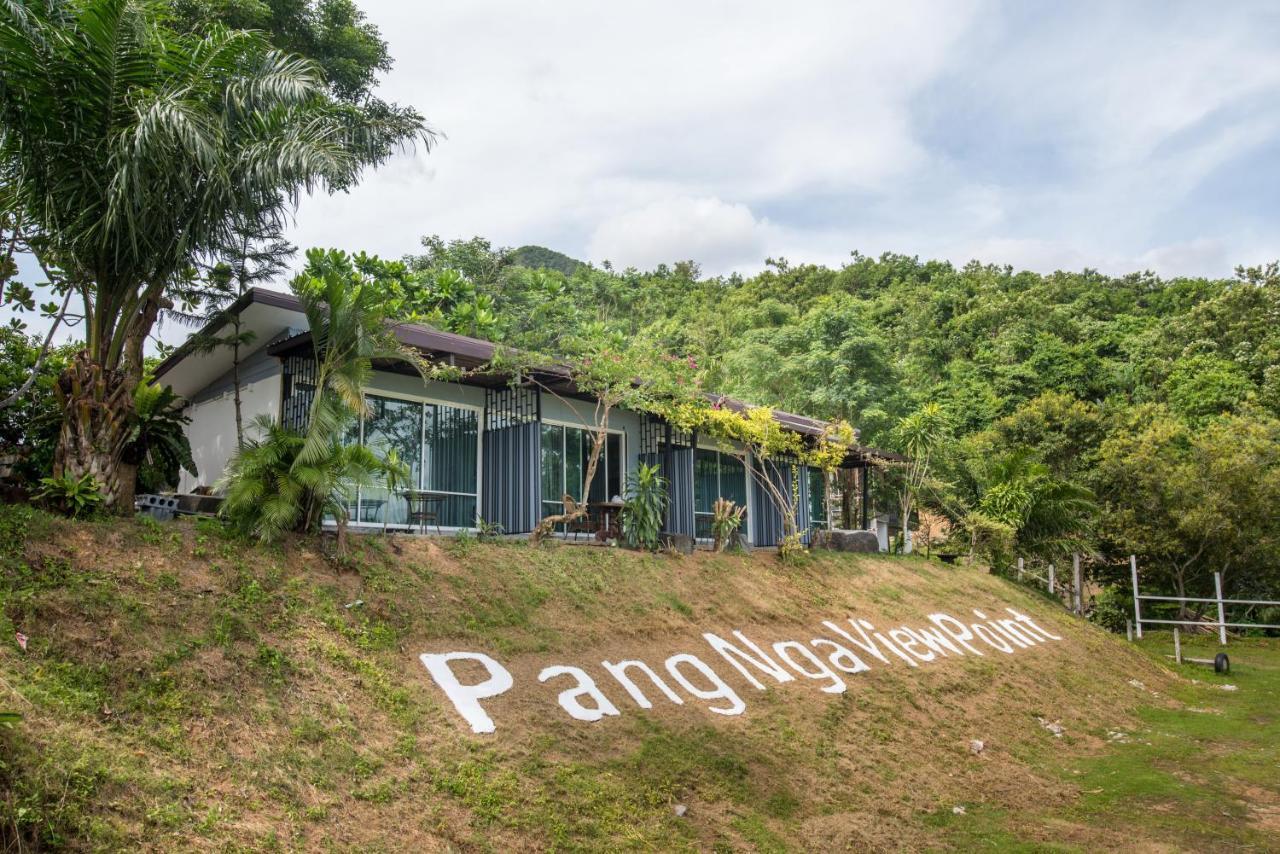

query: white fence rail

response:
[1130,555,1280,646]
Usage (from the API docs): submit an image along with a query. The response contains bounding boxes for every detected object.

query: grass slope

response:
[0,506,1274,851]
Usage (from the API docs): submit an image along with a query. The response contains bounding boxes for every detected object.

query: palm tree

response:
[977,450,1096,560]
[892,403,951,553]
[218,414,387,546]
[0,0,426,507]
[219,250,429,545]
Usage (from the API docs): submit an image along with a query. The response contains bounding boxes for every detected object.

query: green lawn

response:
[933,632,1280,850]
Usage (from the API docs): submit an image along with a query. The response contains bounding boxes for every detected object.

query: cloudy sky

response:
[283,0,1280,279]
[12,0,1280,348]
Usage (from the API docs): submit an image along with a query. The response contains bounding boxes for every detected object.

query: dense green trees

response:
[403,240,1278,598]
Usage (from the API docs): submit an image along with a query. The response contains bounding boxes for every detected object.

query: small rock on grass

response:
[1037,717,1065,737]
[969,739,985,755]
[673,804,687,818]
[952,805,966,815]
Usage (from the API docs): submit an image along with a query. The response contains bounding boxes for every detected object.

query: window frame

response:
[345,389,484,531]
[539,418,627,521]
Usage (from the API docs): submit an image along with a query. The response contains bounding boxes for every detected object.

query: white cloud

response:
[284,0,986,272]
[1137,239,1230,279]
[587,196,770,273]
[12,1,1280,349]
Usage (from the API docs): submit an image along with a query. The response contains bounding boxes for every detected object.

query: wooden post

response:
[1017,557,1024,582]
[1126,619,1133,642]
[1214,571,1228,646]
[1130,555,1142,639]
[1173,626,1181,665]
[1073,553,1082,615]
[1048,563,1055,596]
[859,464,870,531]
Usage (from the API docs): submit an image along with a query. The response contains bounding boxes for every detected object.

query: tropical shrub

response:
[710,497,746,552]
[378,448,411,534]
[1088,586,1132,633]
[122,383,197,497]
[778,531,806,564]
[218,416,386,544]
[475,517,505,541]
[219,252,428,546]
[620,463,668,551]
[34,473,103,518]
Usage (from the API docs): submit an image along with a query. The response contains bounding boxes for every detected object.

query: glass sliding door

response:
[693,448,748,540]
[808,467,829,531]
[541,423,625,522]
[541,424,566,519]
[360,396,423,526]
[584,431,624,503]
[345,394,480,530]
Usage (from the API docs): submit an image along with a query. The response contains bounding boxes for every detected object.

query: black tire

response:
[1214,653,1230,674]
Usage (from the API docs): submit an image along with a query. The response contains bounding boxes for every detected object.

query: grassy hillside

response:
[0,506,1274,851]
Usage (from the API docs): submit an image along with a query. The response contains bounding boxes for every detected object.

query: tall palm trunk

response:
[53,352,136,510]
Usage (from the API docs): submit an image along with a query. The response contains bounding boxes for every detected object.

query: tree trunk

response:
[531,405,610,545]
[53,352,136,511]
[232,316,244,448]
[117,461,138,510]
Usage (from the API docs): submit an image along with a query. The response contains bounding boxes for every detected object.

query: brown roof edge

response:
[152,287,304,380]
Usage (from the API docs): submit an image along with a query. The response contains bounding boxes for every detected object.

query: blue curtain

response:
[425,404,478,527]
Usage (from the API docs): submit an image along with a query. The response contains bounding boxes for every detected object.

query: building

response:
[154,288,891,547]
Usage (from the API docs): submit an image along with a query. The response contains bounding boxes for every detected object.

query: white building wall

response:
[179,373,281,493]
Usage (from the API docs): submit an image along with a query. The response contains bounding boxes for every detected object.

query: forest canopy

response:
[394,238,1280,602]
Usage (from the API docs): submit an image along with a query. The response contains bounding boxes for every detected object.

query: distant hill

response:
[510,244,585,276]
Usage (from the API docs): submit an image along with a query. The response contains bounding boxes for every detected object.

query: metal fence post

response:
[1214,571,1228,646]
[1126,619,1133,642]
[1017,556,1024,582]
[1048,563,1055,596]
[1073,553,1082,615]
[1130,555,1142,639]
[1173,626,1181,664]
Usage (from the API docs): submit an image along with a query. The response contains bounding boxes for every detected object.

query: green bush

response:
[1088,585,1132,633]
[34,473,104,518]
[620,463,668,552]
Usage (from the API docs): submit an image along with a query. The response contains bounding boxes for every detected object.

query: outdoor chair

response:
[405,491,444,536]
[561,495,596,541]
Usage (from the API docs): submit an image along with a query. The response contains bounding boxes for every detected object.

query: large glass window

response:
[346,394,479,529]
[808,468,829,531]
[424,403,479,527]
[541,424,624,520]
[359,396,423,527]
[694,448,748,540]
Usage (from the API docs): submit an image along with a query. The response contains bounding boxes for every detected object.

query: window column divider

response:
[420,401,428,492]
